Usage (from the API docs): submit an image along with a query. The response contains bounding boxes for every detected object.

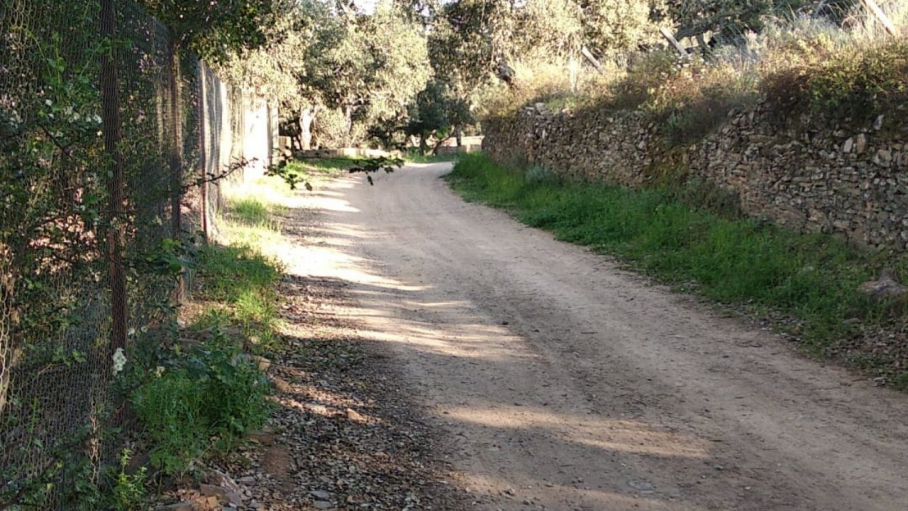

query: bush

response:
[187,335,271,444]
[131,332,271,475]
[524,165,558,185]
[805,39,908,122]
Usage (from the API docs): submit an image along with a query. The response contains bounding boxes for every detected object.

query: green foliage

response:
[131,369,206,474]
[0,15,110,354]
[579,0,665,56]
[476,0,907,135]
[448,154,894,353]
[194,239,283,351]
[188,334,271,444]
[126,226,279,478]
[803,39,908,122]
[524,165,559,185]
[405,79,474,153]
[130,331,271,475]
[427,0,662,101]
[302,2,431,146]
[229,198,276,226]
[267,160,314,191]
[138,0,275,62]
[349,157,404,186]
[196,245,281,304]
[106,450,148,511]
[139,237,199,279]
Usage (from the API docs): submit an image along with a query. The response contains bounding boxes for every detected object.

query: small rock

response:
[873,114,884,131]
[310,490,332,500]
[627,479,655,492]
[249,429,276,445]
[154,503,194,511]
[854,133,868,154]
[858,268,907,303]
[204,469,240,493]
[313,501,333,509]
[200,484,243,507]
[842,137,854,153]
[237,476,257,484]
[250,355,272,371]
[345,408,366,422]
[874,149,892,167]
[249,500,263,510]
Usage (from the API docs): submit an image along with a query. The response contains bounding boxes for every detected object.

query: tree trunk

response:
[419,132,428,155]
[569,51,578,93]
[455,125,463,147]
[299,107,316,150]
[343,105,353,147]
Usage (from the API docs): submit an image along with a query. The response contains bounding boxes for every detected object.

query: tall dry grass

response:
[484,0,907,145]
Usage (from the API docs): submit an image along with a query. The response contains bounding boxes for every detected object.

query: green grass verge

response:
[294,153,460,168]
[228,197,283,227]
[194,243,282,350]
[403,151,461,164]
[128,241,279,479]
[292,157,362,173]
[446,154,903,359]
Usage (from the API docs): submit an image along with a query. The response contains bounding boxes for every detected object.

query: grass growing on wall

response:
[446,154,905,362]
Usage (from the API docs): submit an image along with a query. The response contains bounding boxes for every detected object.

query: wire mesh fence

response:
[0,0,273,507]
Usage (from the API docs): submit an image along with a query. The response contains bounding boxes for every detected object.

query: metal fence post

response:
[199,64,209,238]
[99,0,128,352]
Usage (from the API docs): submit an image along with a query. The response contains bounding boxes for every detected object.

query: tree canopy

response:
[150,0,855,151]
[138,0,277,61]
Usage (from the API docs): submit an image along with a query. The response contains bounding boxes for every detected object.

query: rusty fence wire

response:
[0,0,273,507]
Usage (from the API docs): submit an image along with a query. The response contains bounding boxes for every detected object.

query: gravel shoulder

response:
[300,162,908,511]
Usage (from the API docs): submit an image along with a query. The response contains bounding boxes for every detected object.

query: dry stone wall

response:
[483,102,908,250]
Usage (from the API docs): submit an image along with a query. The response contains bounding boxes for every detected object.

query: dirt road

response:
[299,162,908,511]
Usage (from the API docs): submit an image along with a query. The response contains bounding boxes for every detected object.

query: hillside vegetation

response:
[486,1,907,146]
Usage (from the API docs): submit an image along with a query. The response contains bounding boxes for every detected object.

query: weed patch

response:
[228,197,281,227]
[130,330,271,476]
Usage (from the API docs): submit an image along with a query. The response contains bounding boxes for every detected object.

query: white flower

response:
[155,366,165,378]
[112,348,127,375]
